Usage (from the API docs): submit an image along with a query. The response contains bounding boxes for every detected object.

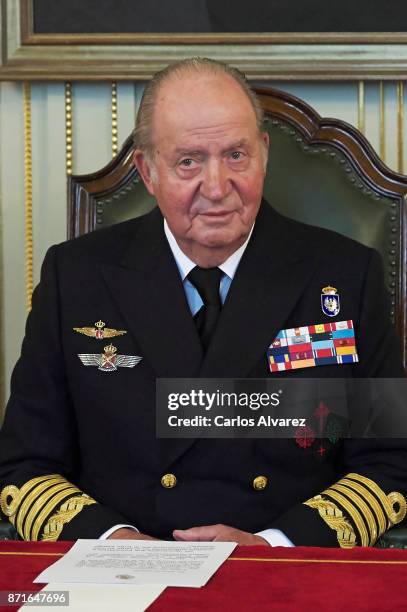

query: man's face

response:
[134,72,269,261]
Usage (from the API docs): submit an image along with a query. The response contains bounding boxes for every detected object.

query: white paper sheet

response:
[34,540,236,588]
[21,583,165,612]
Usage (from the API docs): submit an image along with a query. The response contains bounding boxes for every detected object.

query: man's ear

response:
[262,131,270,150]
[133,149,156,196]
[261,132,270,172]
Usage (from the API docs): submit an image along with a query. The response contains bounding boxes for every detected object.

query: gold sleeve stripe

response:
[24,483,76,541]
[346,474,389,520]
[0,474,61,523]
[330,483,378,545]
[304,473,407,548]
[0,475,97,541]
[323,488,369,546]
[303,495,357,549]
[340,478,387,536]
[42,495,96,542]
[32,487,85,541]
[346,473,407,526]
[16,477,68,538]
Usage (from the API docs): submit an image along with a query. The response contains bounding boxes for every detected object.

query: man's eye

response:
[230,151,244,160]
[180,158,194,167]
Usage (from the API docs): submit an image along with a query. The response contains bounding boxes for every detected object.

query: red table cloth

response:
[1,541,407,611]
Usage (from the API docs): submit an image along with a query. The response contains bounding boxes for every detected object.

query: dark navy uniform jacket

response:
[0,202,405,545]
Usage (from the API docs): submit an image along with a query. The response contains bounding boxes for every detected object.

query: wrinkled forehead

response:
[151,72,258,144]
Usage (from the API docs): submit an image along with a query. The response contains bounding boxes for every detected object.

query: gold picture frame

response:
[1,0,407,81]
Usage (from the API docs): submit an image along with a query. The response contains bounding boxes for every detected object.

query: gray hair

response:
[134,57,265,158]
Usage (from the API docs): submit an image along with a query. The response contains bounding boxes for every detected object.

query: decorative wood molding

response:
[67,133,136,238]
[259,88,407,197]
[64,82,73,176]
[23,81,33,312]
[1,0,407,80]
[111,83,118,158]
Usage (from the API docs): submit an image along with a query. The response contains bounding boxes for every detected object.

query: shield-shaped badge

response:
[321,286,340,317]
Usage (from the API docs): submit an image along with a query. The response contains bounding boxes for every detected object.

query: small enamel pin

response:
[78,344,142,372]
[321,286,340,317]
[73,320,126,340]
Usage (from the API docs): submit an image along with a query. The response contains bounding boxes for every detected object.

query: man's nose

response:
[200,159,231,201]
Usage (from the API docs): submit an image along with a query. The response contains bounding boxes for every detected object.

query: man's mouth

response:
[201,210,234,218]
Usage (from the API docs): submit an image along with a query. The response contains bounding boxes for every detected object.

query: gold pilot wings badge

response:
[73,320,127,340]
[78,344,142,372]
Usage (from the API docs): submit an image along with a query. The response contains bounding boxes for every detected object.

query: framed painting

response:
[1,0,407,80]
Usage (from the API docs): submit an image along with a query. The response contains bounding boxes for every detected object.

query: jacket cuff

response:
[59,504,132,540]
[270,503,339,547]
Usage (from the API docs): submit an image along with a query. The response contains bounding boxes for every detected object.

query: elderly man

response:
[0,58,405,548]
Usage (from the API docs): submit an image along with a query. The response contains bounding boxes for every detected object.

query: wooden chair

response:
[68,87,407,368]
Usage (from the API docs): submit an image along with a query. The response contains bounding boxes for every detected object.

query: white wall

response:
[0,80,406,416]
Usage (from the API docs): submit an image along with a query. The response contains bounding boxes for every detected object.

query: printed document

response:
[35,540,236,587]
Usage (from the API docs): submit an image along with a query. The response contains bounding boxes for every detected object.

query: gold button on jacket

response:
[161,474,177,489]
[253,476,268,491]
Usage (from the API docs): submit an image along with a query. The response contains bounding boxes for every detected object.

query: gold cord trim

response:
[0,485,20,521]
[1,553,407,565]
[24,482,75,541]
[303,495,357,549]
[305,473,407,549]
[347,473,407,525]
[379,81,385,162]
[341,478,387,537]
[111,82,118,157]
[65,82,73,175]
[330,483,378,545]
[42,494,97,541]
[32,486,81,541]
[397,81,404,173]
[388,491,407,524]
[228,557,407,565]
[358,81,365,135]
[0,475,59,523]
[0,551,406,565]
[323,489,369,546]
[0,552,65,557]
[0,475,97,541]
[16,477,67,539]
[23,82,33,311]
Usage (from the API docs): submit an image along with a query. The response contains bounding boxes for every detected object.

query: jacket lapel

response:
[101,203,320,468]
[101,208,203,378]
[200,202,320,377]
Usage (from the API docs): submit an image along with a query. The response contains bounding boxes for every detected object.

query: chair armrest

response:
[0,520,19,541]
[376,523,407,549]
